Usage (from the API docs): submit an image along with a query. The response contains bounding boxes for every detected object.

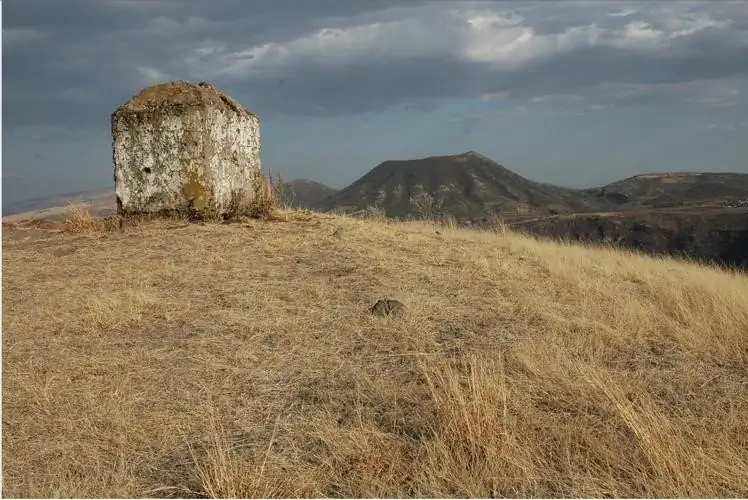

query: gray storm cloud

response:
[3,0,747,129]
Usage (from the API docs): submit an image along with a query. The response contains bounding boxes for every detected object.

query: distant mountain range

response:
[8,153,745,220]
[583,172,748,209]
[312,151,748,219]
[315,151,602,218]
[281,179,339,209]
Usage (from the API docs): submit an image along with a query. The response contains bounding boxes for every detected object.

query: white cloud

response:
[531,94,585,103]
[137,66,175,85]
[662,16,731,38]
[580,77,746,108]
[683,78,744,108]
[606,15,732,51]
[613,21,664,50]
[480,91,512,101]
[608,8,637,18]
[189,8,604,77]
[703,123,733,131]
[177,1,744,82]
[701,120,748,132]
[146,15,212,35]
[193,15,454,79]
[192,41,227,57]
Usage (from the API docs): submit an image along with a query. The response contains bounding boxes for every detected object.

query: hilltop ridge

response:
[586,171,748,209]
[315,151,602,218]
[281,179,339,208]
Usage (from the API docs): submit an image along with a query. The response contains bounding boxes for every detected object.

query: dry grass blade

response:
[63,202,103,233]
[186,412,291,499]
[3,210,747,498]
[222,172,283,221]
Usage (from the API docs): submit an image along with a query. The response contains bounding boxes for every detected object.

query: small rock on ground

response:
[370,299,406,317]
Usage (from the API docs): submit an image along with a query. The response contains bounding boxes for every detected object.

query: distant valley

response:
[310,151,748,268]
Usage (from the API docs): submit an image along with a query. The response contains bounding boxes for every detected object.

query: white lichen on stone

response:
[111,80,261,215]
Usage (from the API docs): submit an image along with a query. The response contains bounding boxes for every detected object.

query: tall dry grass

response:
[227,172,284,220]
[62,203,104,233]
[2,210,747,498]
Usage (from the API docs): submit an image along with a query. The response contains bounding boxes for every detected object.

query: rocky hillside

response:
[281,179,338,209]
[586,172,748,209]
[315,151,603,219]
[510,208,748,269]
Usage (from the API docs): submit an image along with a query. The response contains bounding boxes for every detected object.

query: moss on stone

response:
[114,80,258,119]
[182,169,210,211]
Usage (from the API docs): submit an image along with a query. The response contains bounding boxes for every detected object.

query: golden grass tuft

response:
[223,172,284,221]
[3,211,747,498]
[62,202,103,233]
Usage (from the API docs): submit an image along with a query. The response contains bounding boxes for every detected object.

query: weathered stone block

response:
[111,80,261,216]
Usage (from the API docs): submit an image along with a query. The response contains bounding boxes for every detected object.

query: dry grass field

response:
[2,200,748,497]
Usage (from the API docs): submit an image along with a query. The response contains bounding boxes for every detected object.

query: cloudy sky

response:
[3,0,748,209]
